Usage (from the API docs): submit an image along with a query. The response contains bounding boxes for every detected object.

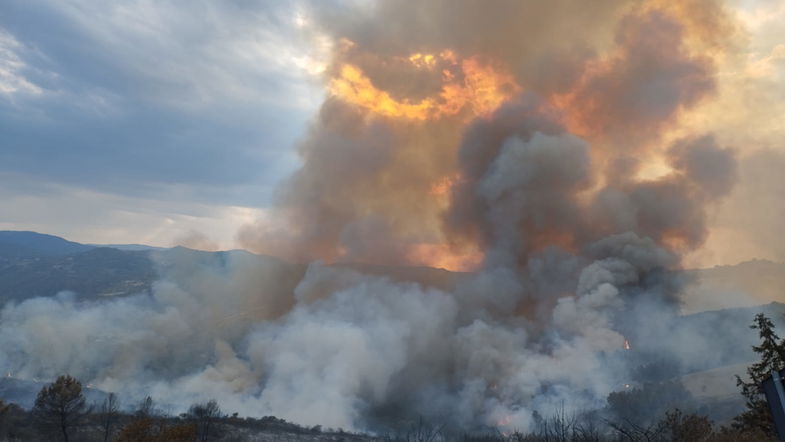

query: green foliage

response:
[732,312,785,436]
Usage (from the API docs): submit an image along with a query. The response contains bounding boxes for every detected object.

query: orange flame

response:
[329,50,520,120]
[428,174,463,196]
[405,243,482,272]
[324,48,522,270]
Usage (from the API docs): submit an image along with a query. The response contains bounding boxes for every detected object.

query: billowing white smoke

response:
[0,230,700,432]
[0,104,739,433]
[0,0,749,433]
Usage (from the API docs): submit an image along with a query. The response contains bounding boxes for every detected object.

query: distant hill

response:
[0,231,784,427]
[0,247,157,304]
[0,232,303,304]
[0,231,94,258]
[0,377,109,409]
[87,243,165,252]
[683,260,785,313]
[1,231,783,310]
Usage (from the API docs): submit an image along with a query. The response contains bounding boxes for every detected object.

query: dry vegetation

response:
[0,313,783,442]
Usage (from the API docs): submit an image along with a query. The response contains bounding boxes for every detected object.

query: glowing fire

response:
[330,64,437,120]
[323,46,524,271]
[405,243,483,272]
[329,49,520,120]
[408,52,437,68]
[429,174,463,196]
[496,415,513,427]
[624,339,631,350]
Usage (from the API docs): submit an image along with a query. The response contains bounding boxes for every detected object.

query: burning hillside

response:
[0,0,760,434]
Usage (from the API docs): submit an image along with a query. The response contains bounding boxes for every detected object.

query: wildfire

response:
[428,174,462,196]
[496,415,513,427]
[408,52,437,68]
[624,339,631,350]
[323,47,523,271]
[329,49,520,120]
[330,64,437,120]
[404,243,482,272]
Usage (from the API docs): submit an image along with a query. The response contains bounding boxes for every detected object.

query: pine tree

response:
[32,375,90,442]
[733,313,785,436]
[101,392,119,442]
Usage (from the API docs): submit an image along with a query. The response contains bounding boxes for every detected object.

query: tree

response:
[607,380,695,426]
[0,400,9,421]
[101,392,119,442]
[733,313,785,436]
[657,409,713,442]
[188,399,222,441]
[136,395,156,417]
[0,400,10,434]
[31,375,90,442]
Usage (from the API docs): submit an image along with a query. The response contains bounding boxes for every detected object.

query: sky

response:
[2,1,785,429]
[0,0,327,248]
[0,0,784,266]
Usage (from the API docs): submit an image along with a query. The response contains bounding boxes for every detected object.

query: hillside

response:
[683,260,785,313]
[0,247,156,304]
[1,232,783,373]
[1,231,782,313]
[0,231,784,435]
[0,231,94,258]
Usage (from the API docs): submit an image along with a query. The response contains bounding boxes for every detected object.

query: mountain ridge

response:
[0,230,782,311]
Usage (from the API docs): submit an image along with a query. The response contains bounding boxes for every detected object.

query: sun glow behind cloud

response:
[329,48,520,121]
[0,0,784,269]
[4,1,785,434]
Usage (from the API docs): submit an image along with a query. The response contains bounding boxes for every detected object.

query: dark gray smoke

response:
[0,0,751,434]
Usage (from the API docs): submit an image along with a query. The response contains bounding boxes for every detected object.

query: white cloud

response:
[0,0,327,244]
[0,174,269,249]
[0,30,42,95]
[33,0,326,111]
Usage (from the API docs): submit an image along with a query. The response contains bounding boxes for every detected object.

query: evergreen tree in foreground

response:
[32,375,90,442]
[733,313,785,436]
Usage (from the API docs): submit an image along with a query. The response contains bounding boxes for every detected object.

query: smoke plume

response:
[0,0,754,434]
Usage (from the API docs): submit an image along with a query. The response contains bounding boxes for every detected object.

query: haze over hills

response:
[0,231,94,258]
[1,230,782,313]
[1,230,784,427]
[0,238,157,304]
[2,231,783,373]
[682,260,785,313]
